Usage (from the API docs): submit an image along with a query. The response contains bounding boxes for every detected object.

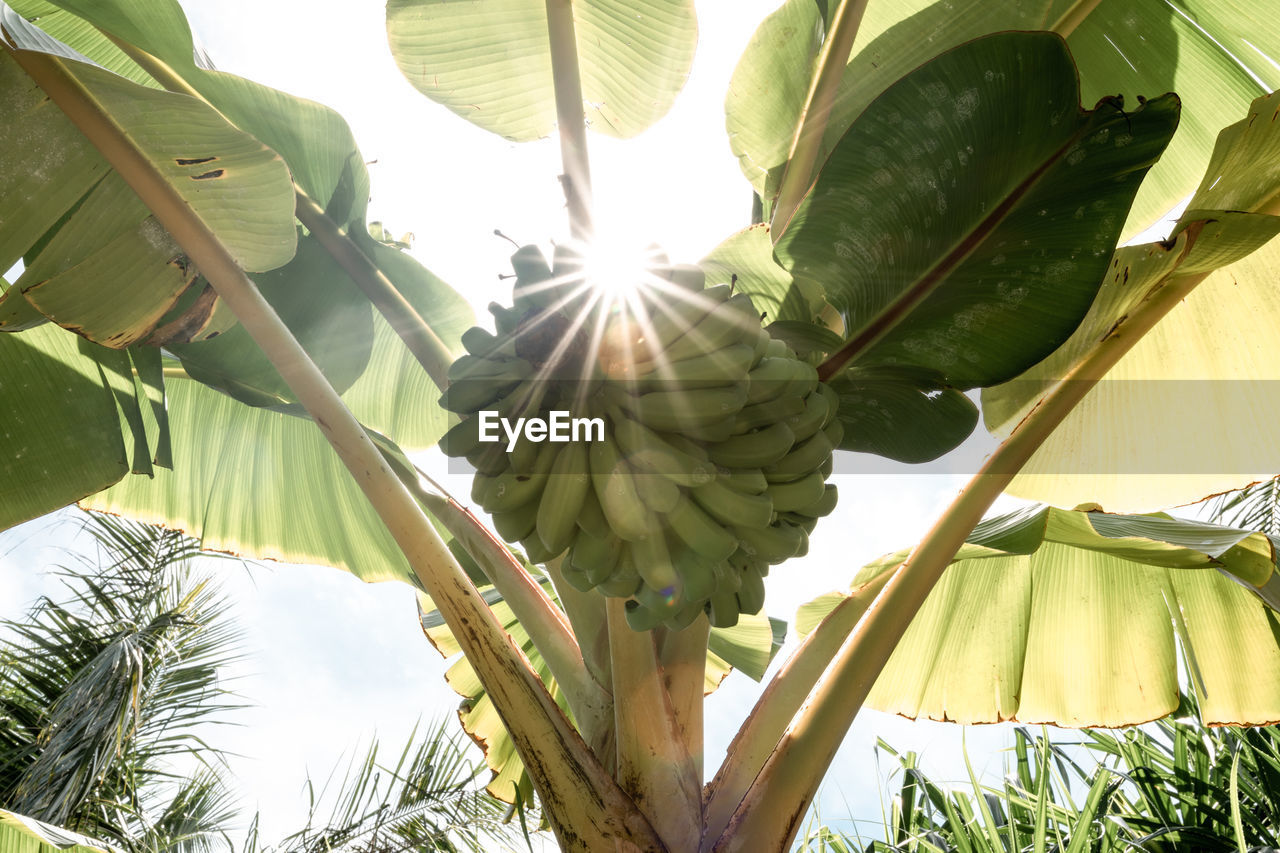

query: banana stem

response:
[770,0,871,242]
[710,230,1209,853]
[418,492,614,739]
[700,577,887,849]
[545,0,594,241]
[107,34,454,392]
[658,616,711,783]
[607,598,703,851]
[5,42,661,852]
[547,556,613,690]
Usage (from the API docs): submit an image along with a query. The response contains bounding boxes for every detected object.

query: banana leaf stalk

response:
[770,0,872,239]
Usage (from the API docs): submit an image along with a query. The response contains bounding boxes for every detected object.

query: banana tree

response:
[2,0,1280,851]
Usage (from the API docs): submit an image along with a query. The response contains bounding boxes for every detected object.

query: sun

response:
[579,232,669,298]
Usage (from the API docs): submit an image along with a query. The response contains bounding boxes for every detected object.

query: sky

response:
[0,0,1134,847]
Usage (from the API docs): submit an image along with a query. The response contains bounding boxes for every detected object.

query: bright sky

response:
[0,1,1050,847]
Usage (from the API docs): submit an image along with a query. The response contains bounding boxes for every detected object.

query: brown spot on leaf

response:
[176,156,218,166]
[190,169,225,181]
[146,284,217,346]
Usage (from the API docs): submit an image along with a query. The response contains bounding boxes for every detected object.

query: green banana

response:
[679,416,739,443]
[447,354,533,382]
[707,420,795,468]
[439,416,482,458]
[720,467,768,494]
[588,429,651,541]
[764,338,789,359]
[692,477,773,529]
[708,589,741,628]
[507,431,540,475]
[612,410,716,487]
[521,537,557,565]
[570,528,623,587]
[558,559,597,593]
[479,439,556,513]
[793,526,810,558]
[488,301,523,335]
[671,543,718,601]
[817,382,840,425]
[510,244,554,313]
[735,561,768,615]
[731,394,806,434]
[492,501,538,542]
[763,429,834,483]
[608,381,748,432]
[710,557,742,594]
[630,530,680,595]
[439,372,527,414]
[663,599,710,631]
[461,326,516,358]
[663,293,761,363]
[764,470,827,513]
[631,284,734,360]
[823,417,845,447]
[633,472,681,513]
[778,512,819,534]
[786,389,831,442]
[660,263,705,292]
[636,343,756,392]
[623,597,668,632]
[536,442,591,554]
[744,357,818,406]
[663,492,739,563]
[576,485,612,540]
[794,483,839,518]
[733,522,804,564]
[597,546,643,597]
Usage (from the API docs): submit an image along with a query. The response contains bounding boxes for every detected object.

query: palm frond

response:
[267,718,536,853]
[0,510,244,852]
[1202,476,1280,536]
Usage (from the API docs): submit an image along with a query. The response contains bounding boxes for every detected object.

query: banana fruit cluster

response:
[439,244,840,630]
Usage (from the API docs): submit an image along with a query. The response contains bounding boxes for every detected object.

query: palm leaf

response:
[0,511,242,852]
[267,718,532,853]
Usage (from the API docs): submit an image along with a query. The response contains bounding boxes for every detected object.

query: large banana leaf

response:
[727,0,1278,241]
[776,32,1178,388]
[762,31,1176,463]
[2,2,471,574]
[0,811,111,853]
[81,374,415,583]
[0,326,128,530]
[800,505,1280,726]
[385,0,697,141]
[11,0,472,438]
[0,33,298,337]
[983,89,1280,511]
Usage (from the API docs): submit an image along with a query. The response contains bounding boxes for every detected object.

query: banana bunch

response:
[439,244,841,630]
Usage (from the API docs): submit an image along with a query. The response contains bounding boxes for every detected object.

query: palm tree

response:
[0,512,243,852]
[0,511,537,853]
